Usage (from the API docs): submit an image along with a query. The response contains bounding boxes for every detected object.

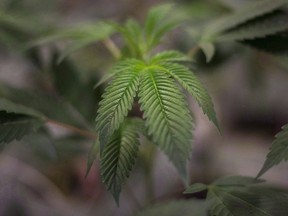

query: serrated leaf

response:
[112,19,143,58]
[257,124,288,178]
[138,69,193,183]
[144,4,180,51]
[0,98,45,146]
[95,60,143,151]
[100,119,140,204]
[95,59,143,88]
[86,138,100,177]
[150,51,189,64]
[144,4,174,37]
[132,200,208,216]
[184,183,208,194]
[156,62,220,132]
[204,0,288,39]
[218,11,288,41]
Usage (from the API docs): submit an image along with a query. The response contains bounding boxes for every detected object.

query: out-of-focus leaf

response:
[218,11,288,41]
[199,42,216,62]
[32,22,115,61]
[0,98,45,146]
[208,185,288,216]
[213,176,265,187]
[50,51,101,122]
[0,84,89,128]
[203,0,288,39]
[242,33,288,55]
[184,183,208,194]
[257,123,288,178]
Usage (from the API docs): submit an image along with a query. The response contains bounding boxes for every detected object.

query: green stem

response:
[103,38,121,60]
[187,45,200,59]
[142,143,156,204]
[46,118,97,139]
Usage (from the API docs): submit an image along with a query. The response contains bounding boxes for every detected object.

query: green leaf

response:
[100,119,141,204]
[95,59,143,151]
[0,98,45,146]
[0,97,44,118]
[132,200,208,216]
[218,11,288,41]
[184,183,208,194]
[199,42,216,63]
[257,123,288,178]
[0,84,88,128]
[208,185,288,216]
[85,138,100,177]
[204,0,288,39]
[150,51,189,64]
[144,4,174,37]
[213,176,265,187]
[138,68,193,182]
[156,62,220,132]
[31,21,115,60]
[144,4,179,50]
[112,19,143,58]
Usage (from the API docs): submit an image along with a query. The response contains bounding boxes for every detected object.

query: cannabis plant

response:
[1,0,288,215]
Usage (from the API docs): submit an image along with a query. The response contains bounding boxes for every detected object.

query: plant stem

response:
[142,143,156,205]
[187,45,200,59]
[46,118,97,139]
[103,38,121,59]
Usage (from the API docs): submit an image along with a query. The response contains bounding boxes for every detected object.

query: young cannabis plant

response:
[94,5,219,203]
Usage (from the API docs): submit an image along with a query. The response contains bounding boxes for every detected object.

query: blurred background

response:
[0,0,288,215]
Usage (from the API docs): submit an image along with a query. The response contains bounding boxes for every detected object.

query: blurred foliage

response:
[0,0,288,215]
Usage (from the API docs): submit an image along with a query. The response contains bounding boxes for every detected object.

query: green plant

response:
[1,0,288,215]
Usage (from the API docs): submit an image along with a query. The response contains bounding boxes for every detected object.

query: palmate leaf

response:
[257,123,288,178]
[138,69,193,182]
[95,59,143,151]
[0,98,45,146]
[100,118,141,204]
[154,60,220,131]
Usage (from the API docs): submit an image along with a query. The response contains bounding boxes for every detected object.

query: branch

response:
[46,119,97,139]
